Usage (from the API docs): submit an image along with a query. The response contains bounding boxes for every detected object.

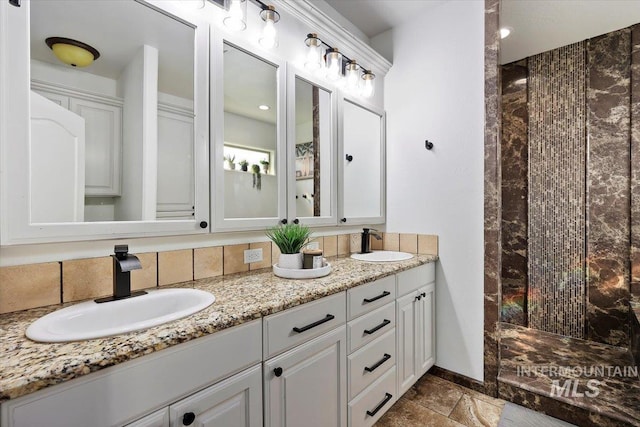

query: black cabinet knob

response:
[274,367,283,377]
[415,295,422,301]
[293,219,299,224]
[182,412,196,425]
[341,218,347,223]
[199,221,208,229]
[346,154,353,162]
[280,218,288,225]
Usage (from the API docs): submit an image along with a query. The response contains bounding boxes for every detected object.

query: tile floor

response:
[375,374,506,427]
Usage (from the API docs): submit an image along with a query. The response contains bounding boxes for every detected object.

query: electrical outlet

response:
[244,248,263,264]
[306,241,320,250]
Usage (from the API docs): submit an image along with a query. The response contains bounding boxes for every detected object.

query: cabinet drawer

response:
[348,365,397,427]
[263,292,346,359]
[347,275,396,320]
[347,301,395,353]
[397,263,435,297]
[348,328,396,400]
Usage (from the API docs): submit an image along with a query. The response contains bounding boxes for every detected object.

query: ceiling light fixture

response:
[302,34,376,98]
[45,37,100,68]
[223,0,280,50]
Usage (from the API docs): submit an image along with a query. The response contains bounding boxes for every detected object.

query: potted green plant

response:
[260,159,270,174]
[224,154,236,170]
[239,159,249,172]
[251,164,261,190]
[266,223,311,269]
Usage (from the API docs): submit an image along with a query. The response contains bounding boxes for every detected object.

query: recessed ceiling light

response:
[258,105,270,110]
[500,27,513,39]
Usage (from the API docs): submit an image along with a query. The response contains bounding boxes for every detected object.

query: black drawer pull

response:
[364,319,391,335]
[364,353,391,373]
[363,291,390,303]
[274,367,283,377]
[182,412,196,425]
[292,314,335,333]
[366,392,393,417]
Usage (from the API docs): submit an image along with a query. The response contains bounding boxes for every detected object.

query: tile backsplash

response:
[0,232,438,314]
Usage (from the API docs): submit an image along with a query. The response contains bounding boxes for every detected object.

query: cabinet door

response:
[396,292,417,397]
[169,364,262,427]
[31,89,69,109]
[264,327,346,427]
[126,408,169,427]
[416,284,436,376]
[69,98,122,196]
[157,109,194,218]
[338,96,385,226]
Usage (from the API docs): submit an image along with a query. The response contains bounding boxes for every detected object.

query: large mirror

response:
[288,75,335,224]
[213,38,285,230]
[29,0,195,222]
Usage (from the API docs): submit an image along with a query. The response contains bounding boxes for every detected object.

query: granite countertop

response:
[0,254,437,402]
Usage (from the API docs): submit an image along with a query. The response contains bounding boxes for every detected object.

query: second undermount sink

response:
[26,289,215,343]
[351,251,414,262]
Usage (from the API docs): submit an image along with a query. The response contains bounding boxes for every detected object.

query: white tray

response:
[273,263,332,279]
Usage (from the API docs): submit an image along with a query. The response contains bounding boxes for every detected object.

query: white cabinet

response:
[33,87,123,197]
[263,327,347,427]
[169,364,262,427]
[396,264,436,397]
[126,408,169,427]
[157,106,195,219]
[338,96,385,226]
[262,292,347,427]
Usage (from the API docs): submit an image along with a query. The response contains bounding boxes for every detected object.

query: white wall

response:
[381,1,485,381]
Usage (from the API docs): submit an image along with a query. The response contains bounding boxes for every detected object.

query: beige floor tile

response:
[224,244,249,275]
[249,241,272,270]
[158,250,193,286]
[194,247,223,279]
[383,233,400,251]
[375,398,466,427]
[131,252,157,291]
[63,257,112,302]
[405,374,464,416]
[323,235,338,257]
[448,394,503,427]
[428,375,505,408]
[418,235,439,255]
[0,262,61,313]
[400,234,418,253]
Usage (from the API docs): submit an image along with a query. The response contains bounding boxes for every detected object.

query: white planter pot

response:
[278,253,303,270]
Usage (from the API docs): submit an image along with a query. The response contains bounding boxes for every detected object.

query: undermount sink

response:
[26,289,215,343]
[351,251,414,262]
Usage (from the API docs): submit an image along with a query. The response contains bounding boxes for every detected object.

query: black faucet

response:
[95,245,144,303]
[361,228,382,254]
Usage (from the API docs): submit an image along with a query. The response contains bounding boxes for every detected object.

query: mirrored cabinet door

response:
[286,70,338,226]
[212,34,286,231]
[0,0,210,244]
[338,96,386,225]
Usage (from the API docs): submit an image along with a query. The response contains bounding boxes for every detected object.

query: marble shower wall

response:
[586,29,632,347]
[499,27,636,347]
[500,61,528,326]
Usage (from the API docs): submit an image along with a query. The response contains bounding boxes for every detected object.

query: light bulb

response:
[304,34,322,71]
[361,70,375,98]
[224,0,247,32]
[259,7,279,49]
[325,48,342,81]
[345,60,359,93]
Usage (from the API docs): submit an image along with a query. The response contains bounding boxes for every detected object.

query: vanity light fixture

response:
[223,0,247,31]
[45,37,100,68]
[258,5,280,49]
[223,0,280,49]
[302,34,376,98]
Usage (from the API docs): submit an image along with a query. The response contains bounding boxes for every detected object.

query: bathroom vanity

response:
[0,257,436,427]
